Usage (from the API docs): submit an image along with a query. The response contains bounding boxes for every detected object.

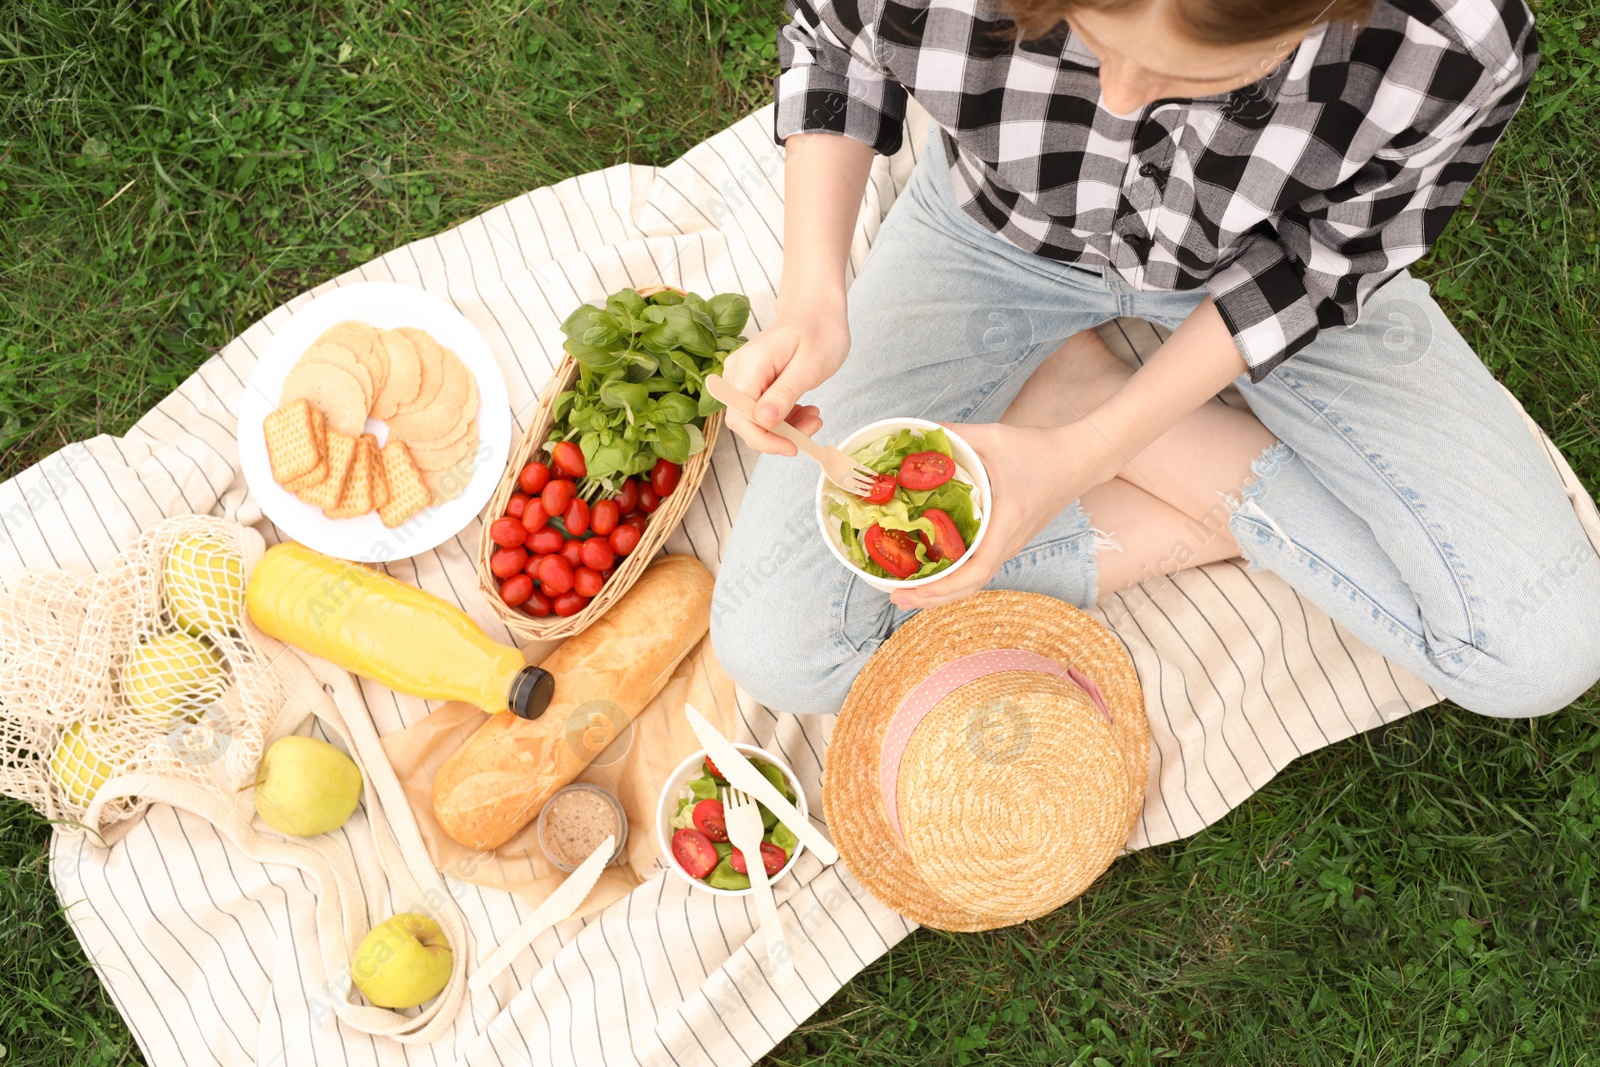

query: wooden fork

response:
[704,374,877,497]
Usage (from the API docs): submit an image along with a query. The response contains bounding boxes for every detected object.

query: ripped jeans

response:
[710,133,1600,718]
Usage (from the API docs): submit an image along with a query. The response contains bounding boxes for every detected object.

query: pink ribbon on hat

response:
[878,649,1112,839]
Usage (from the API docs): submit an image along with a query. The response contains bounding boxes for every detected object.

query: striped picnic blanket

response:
[11,100,1598,1066]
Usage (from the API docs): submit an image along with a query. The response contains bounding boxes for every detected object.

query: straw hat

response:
[825,591,1148,932]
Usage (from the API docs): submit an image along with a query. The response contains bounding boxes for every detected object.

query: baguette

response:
[431,554,714,850]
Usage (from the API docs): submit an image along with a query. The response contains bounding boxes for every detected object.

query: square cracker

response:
[325,434,379,519]
[298,430,356,510]
[263,399,324,484]
[281,408,330,491]
[377,441,433,528]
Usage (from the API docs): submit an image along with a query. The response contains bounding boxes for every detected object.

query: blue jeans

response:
[711,132,1600,718]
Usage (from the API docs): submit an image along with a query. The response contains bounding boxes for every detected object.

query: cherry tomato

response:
[564,497,590,537]
[580,537,615,572]
[489,517,526,548]
[608,524,642,557]
[728,842,788,878]
[553,591,589,617]
[590,499,620,537]
[559,539,584,568]
[703,756,724,779]
[650,458,681,498]
[551,440,587,479]
[692,799,729,842]
[919,507,967,562]
[490,546,529,579]
[572,566,604,598]
[672,828,718,879]
[506,491,532,520]
[615,479,640,514]
[897,450,956,490]
[622,513,648,534]
[518,461,550,495]
[522,589,553,618]
[498,573,533,608]
[527,526,564,555]
[524,552,549,577]
[536,554,574,595]
[860,473,897,505]
[638,485,661,513]
[864,524,920,579]
[599,566,615,581]
[520,503,549,534]
[542,478,575,518]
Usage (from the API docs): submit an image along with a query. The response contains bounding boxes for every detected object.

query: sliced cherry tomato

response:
[564,497,590,537]
[580,537,615,572]
[558,539,584,568]
[536,554,574,595]
[860,472,897,505]
[671,828,718,879]
[527,526,564,555]
[542,478,575,518]
[498,573,533,608]
[864,524,920,580]
[553,591,589,617]
[551,440,587,479]
[637,485,661,513]
[490,546,529,579]
[703,756,724,779]
[692,799,729,842]
[573,566,604,598]
[615,479,640,514]
[489,517,526,548]
[728,842,788,878]
[522,589,553,618]
[897,450,956,490]
[590,499,620,537]
[518,461,550,495]
[520,503,549,534]
[506,491,532,520]
[650,458,681,498]
[919,507,967,562]
[608,524,642,556]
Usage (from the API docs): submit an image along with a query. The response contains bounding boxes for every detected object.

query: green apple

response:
[50,721,116,807]
[254,735,363,836]
[351,913,453,1009]
[121,631,228,723]
[164,535,246,636]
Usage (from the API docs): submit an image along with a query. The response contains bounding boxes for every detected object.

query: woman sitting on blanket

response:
[710,0,1600,717]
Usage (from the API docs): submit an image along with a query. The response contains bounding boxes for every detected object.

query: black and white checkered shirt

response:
[775,0,1536,379]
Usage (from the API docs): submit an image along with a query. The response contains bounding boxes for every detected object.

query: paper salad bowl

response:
[814,417,993,593]
[656,743,808,896]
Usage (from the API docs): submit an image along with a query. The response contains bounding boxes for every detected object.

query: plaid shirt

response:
[775,0,1537,379]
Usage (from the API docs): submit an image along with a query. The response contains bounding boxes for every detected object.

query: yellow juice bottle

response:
[246,543,553,718]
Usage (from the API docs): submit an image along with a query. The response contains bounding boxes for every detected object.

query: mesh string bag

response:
[0,514,469,1042]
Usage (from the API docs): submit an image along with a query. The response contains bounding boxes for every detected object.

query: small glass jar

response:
[536,783,628,872]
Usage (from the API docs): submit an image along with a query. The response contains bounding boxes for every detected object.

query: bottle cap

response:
[509,666,555,720]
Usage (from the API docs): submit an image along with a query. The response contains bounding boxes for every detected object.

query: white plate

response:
[238,282,511,563]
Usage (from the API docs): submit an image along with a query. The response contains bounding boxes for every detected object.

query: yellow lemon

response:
[164,535,245,636]
[50,722,117,807]
[120,631,228,723]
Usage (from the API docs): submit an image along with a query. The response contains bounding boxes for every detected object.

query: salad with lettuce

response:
[669,756,800,890]
[822,426,983,582]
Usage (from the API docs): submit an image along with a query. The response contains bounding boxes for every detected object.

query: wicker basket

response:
[477,287,724,640]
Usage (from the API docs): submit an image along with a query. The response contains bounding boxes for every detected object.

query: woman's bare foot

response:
[1002,329,1134,429]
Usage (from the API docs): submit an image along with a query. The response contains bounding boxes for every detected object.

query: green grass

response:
[1,1,1598,1064]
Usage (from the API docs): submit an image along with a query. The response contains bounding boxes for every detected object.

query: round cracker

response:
[422,461,475,504]
[386,351,472,443]
[280,362,368,436]
[300,343,373,410]
[319,322,388,398]
[372,329,423,419]
[408,421,478,472]
[402,405,476,452]
[394,327,445,415]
